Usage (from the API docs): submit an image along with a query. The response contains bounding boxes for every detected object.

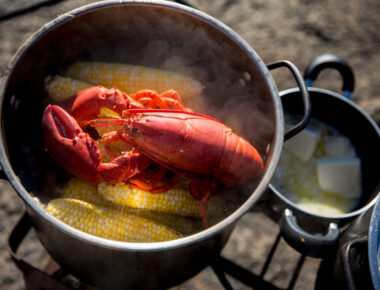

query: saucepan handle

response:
[267,60,311,141]
[0,169,7,180]
[279,209,340,258]
[304,54,355,98]
[340,236,368,290]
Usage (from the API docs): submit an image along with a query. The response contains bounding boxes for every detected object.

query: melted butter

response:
[273,118,359,216]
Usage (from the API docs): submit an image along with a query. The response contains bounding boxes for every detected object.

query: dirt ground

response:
[0,0,379,289]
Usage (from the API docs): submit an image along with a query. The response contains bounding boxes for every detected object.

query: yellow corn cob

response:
[45,75,92,101]
[63,178,203,235]
[64,62,204,100]
[98,181,233,219]
[98,107,121,119]
[62,178,110,205]
[98,181,198,216]
[137,210,203,235]
[46,198,180,242]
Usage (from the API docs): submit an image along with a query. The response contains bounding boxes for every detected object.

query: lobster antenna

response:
[85,118,126,128]
[123,109,222,123]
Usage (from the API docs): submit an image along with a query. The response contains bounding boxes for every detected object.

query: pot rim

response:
[0,0,284,251]
[269,86,380,221]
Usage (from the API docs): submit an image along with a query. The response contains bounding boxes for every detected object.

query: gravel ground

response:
[0,0,379,289]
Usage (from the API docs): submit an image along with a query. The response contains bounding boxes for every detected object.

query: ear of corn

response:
[63,178,204,235]
[62,178,110,206]
[46,198,180,242]
[63,62,204,101]
[97,181,233,220]
[45,75,92,101]
[98,181,198,216]
[135,210,203,235]
[45,63,205,110]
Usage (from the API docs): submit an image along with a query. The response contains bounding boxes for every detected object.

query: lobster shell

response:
[115,109,264,188]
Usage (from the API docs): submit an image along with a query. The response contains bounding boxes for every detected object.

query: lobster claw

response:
[42,105,148,185]
[42,105,105,184]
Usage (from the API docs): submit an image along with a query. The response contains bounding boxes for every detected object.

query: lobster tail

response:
[215,131,264,187]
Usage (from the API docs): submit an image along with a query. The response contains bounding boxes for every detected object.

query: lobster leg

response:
[99,130,179,192]
[127,165,180,193]
[127,167,168,191]
[188,175,220,228]
[130,90,186,110]
[97,150,151,185]
[200,191,212,228]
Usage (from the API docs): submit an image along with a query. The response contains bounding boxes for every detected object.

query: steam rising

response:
[61,7,276,158]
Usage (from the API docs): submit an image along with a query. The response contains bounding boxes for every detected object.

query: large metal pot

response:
[0,1,310,289]
[260,54,380,258]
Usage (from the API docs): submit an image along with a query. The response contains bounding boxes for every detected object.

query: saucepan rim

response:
[269,86,380,221]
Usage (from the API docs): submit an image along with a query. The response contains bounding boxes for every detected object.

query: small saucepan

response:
[260,54,380,258]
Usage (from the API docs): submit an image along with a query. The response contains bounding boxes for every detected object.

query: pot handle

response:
[0,169,7,180]
[304,54,355,99]
[279,209,339,258]
[267,60,311,140]
[8,212,72,290]
[340,236,369,290]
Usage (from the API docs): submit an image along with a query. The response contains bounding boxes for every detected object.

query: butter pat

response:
[316,157,362,198]
[324,135,356,157]
[284,126,321,162]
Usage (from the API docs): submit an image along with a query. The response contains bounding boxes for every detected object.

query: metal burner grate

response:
[211,234,307,290]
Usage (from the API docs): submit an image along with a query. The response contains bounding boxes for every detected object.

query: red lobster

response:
[54,86,191,193]
[42,87,264,226]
